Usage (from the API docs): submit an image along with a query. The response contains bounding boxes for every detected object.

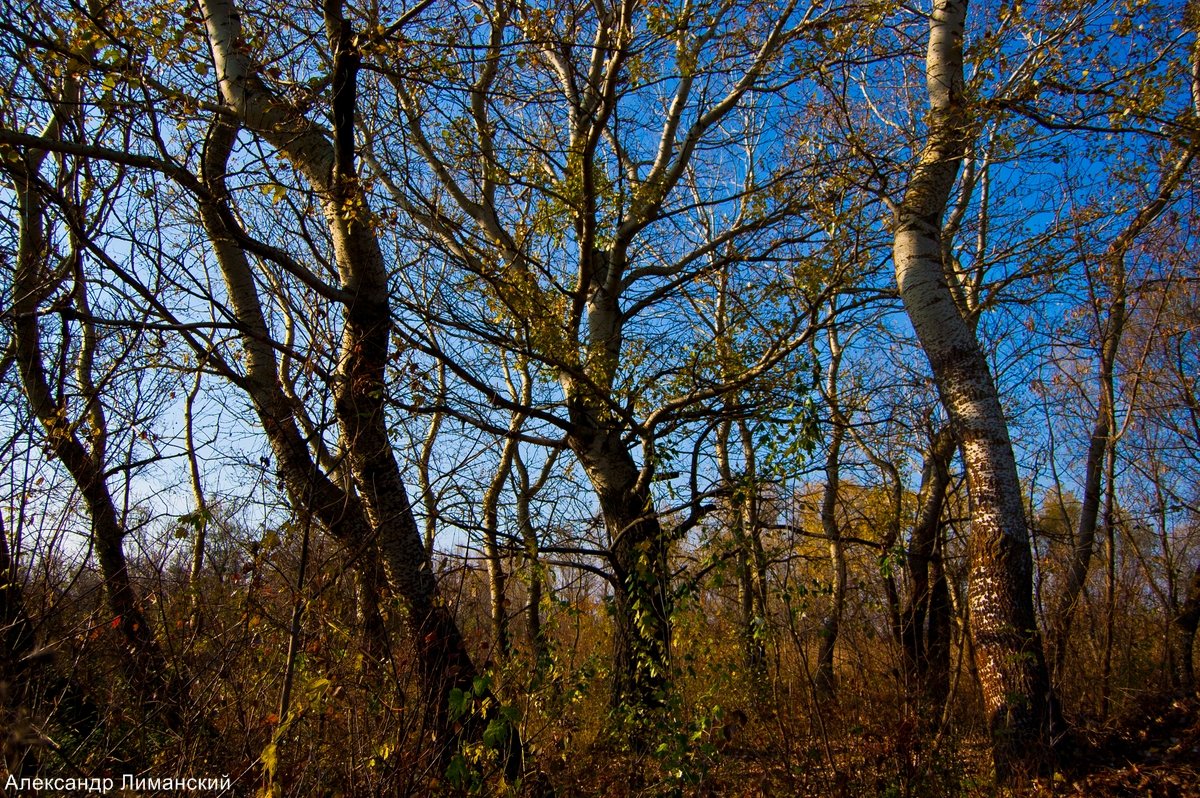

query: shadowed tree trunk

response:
[1168,559,1200,690]
[9,101,197,734]
[0,497,35,693]
[815,327,847,697]
[568,406,672,715]
[513,447,556,674]
[482,399,525,663]
[198,0,524,776]
[0,507,40,776]
[892,0,1058,782]
[558,247,673,719]
[902,427,956,703]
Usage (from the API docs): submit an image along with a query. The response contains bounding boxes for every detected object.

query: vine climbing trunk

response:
[569,421,672,718]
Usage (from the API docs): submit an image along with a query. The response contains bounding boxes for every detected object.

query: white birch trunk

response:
[893,0,1057,783]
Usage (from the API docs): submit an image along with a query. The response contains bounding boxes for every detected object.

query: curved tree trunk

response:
[814,324,848,698]
[892,0,1057,782]
[561,249,672,721]
[198,1,525,775]
[513,449,552,674]
[570,421,672,717]
[11,114,196,734]
[482,417,523,662]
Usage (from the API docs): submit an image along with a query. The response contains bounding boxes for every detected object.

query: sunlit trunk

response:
[893,0,1057,782]
[815,421,845,697]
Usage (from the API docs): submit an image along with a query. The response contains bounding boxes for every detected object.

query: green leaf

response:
[482,717,507,749]
[445,754,468,788]
[448,687,469,720]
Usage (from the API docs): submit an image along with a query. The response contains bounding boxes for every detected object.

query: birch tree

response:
[195,0,525,771]
[891,0,1057,781]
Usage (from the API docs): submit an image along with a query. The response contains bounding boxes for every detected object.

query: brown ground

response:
[1031,691,1200,798]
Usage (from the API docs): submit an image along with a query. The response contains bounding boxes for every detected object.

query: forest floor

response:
[540,691,1200,797]
[1030,691,1200,798]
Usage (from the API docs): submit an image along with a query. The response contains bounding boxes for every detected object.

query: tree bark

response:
[513,450,551,673]
[815,335,847,697]
[568,417,672,717]
[1168,559,1200,690]
[892,0,1057,782]
[902,427,956,703]
[196,2,524,770]
[482,423,522,662]
[561,249,672,719]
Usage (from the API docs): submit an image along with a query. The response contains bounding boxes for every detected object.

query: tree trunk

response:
[815,418,846,698]
[482,429,522,662]
[814,326,848,698]
[716,420,769,681]
[12,159,194,735]
[570,424,672,717]
[892,0,1057,782]
[902,427,956,703]
[513,451,550,673]
[0,508,43,778]
[560,248,672,721]
[1168,559,1200,690]
[193,38,520,765]
[1049,143,1195,688]
[0,510,36,695]
[1100,445,1118,719]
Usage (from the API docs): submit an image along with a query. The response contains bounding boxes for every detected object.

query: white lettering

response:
[107,773,233,792]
